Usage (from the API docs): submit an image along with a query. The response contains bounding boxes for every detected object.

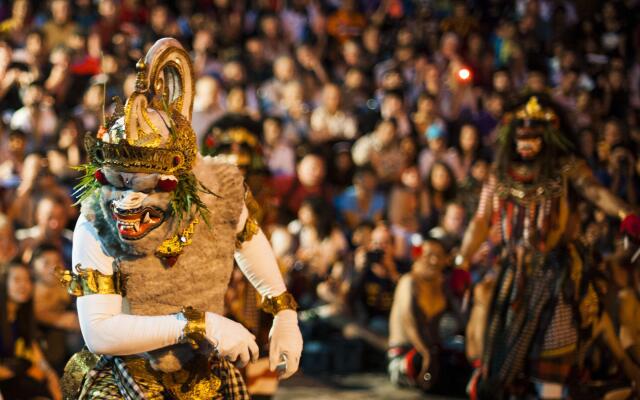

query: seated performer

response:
[60,38,302,399]
[387,237,467,394]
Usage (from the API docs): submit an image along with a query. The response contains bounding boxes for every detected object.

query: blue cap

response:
[426,123,446,140]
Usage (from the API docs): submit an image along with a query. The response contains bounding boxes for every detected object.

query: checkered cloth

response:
[78,355,249,399]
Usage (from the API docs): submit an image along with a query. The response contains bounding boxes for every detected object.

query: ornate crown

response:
[86,38,196,175]
[514,96,559,125]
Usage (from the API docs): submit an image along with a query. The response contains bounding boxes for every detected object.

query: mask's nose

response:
[112,191,148,213]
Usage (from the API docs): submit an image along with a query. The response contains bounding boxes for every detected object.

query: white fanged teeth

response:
[143,212,151,224]
[133,221,140,232]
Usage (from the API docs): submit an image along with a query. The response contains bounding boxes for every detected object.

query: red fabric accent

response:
[405,348,419,381]
[621,214,640,241]
[411,245,423,260]
[450,268,471,297]
[71,57,101,75]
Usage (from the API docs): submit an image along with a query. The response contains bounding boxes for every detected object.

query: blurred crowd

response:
[1,0,640,398]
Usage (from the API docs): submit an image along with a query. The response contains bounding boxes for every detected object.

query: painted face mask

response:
[76,39,209,265]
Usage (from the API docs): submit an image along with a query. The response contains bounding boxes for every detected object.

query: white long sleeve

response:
[73,214,185,356]
[234,205,287,297]
[77,294,185,355]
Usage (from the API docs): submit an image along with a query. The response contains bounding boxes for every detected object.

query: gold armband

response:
[58,265,122,296]
[235,186,262,248]
[260,292,298,316]
[177,306,206,349]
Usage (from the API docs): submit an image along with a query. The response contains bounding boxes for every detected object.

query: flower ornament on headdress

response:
[74,38,215,265]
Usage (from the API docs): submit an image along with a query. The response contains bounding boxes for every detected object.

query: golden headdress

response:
[86,38,196,175]
[513,96,559,127]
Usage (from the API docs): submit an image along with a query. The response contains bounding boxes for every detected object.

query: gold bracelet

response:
[177,306,206,349]
[261,292,298,316]
[58,265,121,296]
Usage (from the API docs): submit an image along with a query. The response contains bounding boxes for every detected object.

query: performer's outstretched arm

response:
[457,176,495,269]
[569,159,636,219]
[234,203,304,379]
[71,215,258,364]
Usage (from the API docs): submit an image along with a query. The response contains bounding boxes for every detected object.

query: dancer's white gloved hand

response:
[205,312,259,368]
[269,310,303,379]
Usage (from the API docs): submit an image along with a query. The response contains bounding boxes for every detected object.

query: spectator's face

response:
[342,41,360,66]
[25,33,42,56]
[9,134,26,156]
[22,85,42,107]
[263,119,282,146]
[453,3,467,17]
[32,250,63,285]
[12,0,28,20]
[352,225,372,247]
[428,136,445,152]
[413,241,446,280]
[274,57,295,82]
[36,199,67,236]
[298,204,316,226]
[297,155,325,187]
[430,164,451,192]
[382,71,403,90]
[603,121,622,146]
[150,7,168,31]
[443,204,465,235]
[323,85,340,112]
[246,38,264,60]
[193,30,214,53]
[83,85,104,110]
[98,0,117,19]
[493,71,510,92]
[223,62,245,85]
[576,91,590,110]
[471,160,488,182]
[440,34,459,59]
[226,88,246,112]
[375,121,396,146]
[344,69,364,89]
[362,28,380,53]
[355,171,376,192]
[7,266,32,304]
[382,96,402,117]
[561,72,577,92]
[51,0,70,24]
[486,95,504,117]
[261,16,279,39]
[527,73,546,92]
[334,152,352,172]
[295,46,313,68]
[459,125,478,153]
[50,48,70,68]
[418,96,436,114]
[370,226,392,251]
[195,77,220,110]
[609,70,624,89]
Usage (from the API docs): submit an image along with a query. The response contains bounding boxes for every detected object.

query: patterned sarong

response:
[65,351,249,400]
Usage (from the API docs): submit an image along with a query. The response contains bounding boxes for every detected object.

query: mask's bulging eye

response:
[156,178,178,192]
[94,169,109,185]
